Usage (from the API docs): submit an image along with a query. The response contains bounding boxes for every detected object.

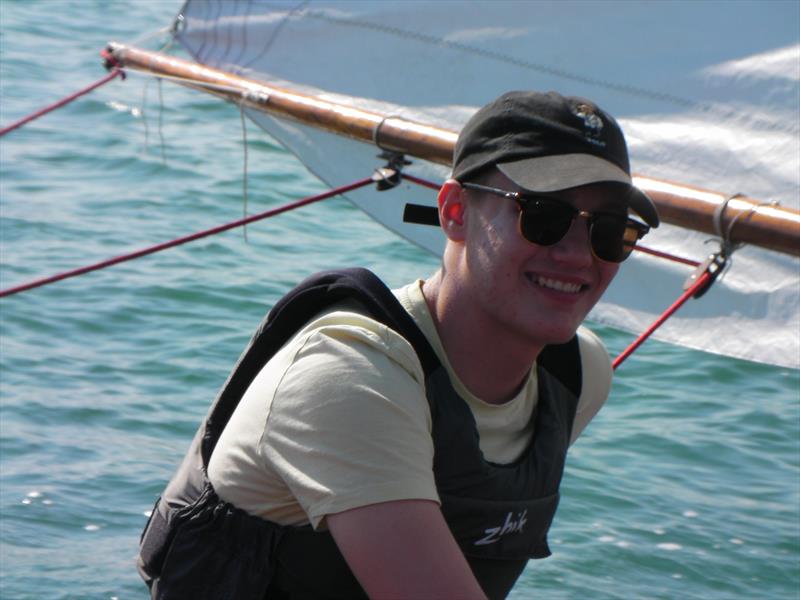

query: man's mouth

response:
[533,275,584,294]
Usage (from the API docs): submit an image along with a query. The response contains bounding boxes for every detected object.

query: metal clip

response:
[242,89,270,104]
[683,251,728,299]
[372,152,411,191]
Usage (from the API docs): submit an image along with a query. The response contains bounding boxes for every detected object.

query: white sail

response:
[172,0,799,369]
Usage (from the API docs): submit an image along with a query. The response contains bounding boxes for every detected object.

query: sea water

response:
[1,2,798,599]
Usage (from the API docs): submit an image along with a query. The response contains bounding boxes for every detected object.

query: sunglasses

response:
[460,182,649,263]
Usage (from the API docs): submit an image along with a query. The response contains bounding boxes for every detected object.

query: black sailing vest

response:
[137,268,581,600]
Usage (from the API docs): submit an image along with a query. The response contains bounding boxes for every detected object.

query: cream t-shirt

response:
[207,280,612,530]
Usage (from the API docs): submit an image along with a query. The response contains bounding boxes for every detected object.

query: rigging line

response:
[128,25,172,49]
[713,194,781,259]
[157,32,175,55]
[157,78,167,164]
[399,173,441,191]
[230,0,257,68]
[613,222,741,368]
[220,0,238,65]
[0,177,374,299]
[240,102,250,242]
[175,0,311,74]
[241,0,310,71]
[191,0,216,63]
[122,68,258,96]
[140,80,151,155]
[0,68,125,137]
[631,245,701,267]
[206,0,225,65]
[160,38,175,54]
[612,269,713,370]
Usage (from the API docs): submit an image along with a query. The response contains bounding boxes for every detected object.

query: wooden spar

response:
[105,43,455,165]
[107,42,800,258]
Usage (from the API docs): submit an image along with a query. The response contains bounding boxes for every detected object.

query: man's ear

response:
[438,179,466,241]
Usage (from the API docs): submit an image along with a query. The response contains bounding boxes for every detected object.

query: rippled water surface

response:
[1,2,798,599]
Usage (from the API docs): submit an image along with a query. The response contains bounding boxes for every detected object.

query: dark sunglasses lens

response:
[591,216,639,262]
[519,200,574,245]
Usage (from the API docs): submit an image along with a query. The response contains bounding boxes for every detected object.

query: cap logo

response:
[573,102,605,148]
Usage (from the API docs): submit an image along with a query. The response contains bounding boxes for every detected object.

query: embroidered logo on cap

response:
[573,102,606,148]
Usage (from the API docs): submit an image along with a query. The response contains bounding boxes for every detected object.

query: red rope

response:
[401,173,442,191]
[0,67,125,138]
[612,270,712,369]
[0,177,374,298]
[633,244,701,267]
[1,153,719,369]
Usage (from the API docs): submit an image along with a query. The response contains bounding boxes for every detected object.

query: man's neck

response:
[422,271,542,405]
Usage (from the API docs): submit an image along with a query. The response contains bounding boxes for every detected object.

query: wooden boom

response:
[107,43,800,257]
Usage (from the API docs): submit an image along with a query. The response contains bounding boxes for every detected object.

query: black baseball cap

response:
[452,91,659,228]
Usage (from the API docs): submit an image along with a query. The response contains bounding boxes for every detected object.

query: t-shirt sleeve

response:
[570,326,613,445]
[260,315,439,530]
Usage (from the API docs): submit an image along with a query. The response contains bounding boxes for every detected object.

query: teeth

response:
[536,276,582,294]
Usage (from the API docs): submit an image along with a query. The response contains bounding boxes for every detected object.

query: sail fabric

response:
[173,0,799,369]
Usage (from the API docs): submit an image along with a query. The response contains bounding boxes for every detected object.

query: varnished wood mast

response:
[108,43,799,257]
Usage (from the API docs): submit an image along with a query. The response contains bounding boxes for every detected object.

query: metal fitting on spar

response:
[242,89,270,105]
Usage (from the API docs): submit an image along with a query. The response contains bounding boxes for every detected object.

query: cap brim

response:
[498,154,660,227]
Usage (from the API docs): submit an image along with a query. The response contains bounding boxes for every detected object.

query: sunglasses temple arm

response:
[403,203,440,226]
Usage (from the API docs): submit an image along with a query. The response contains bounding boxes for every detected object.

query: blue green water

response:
[1,2,798,599]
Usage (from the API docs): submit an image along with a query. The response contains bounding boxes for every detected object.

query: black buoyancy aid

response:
[137,268,581,600]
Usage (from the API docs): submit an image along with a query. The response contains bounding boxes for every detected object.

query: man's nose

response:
[550,213,594,266]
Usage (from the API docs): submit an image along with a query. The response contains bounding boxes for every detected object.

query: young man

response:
[138,91,659,600]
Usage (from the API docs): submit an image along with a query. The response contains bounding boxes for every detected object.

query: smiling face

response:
[452,169,622,349]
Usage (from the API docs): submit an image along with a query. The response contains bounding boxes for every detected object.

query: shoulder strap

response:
[269,268,439,374]
[538,336,583,398]
[202,268,440,465]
